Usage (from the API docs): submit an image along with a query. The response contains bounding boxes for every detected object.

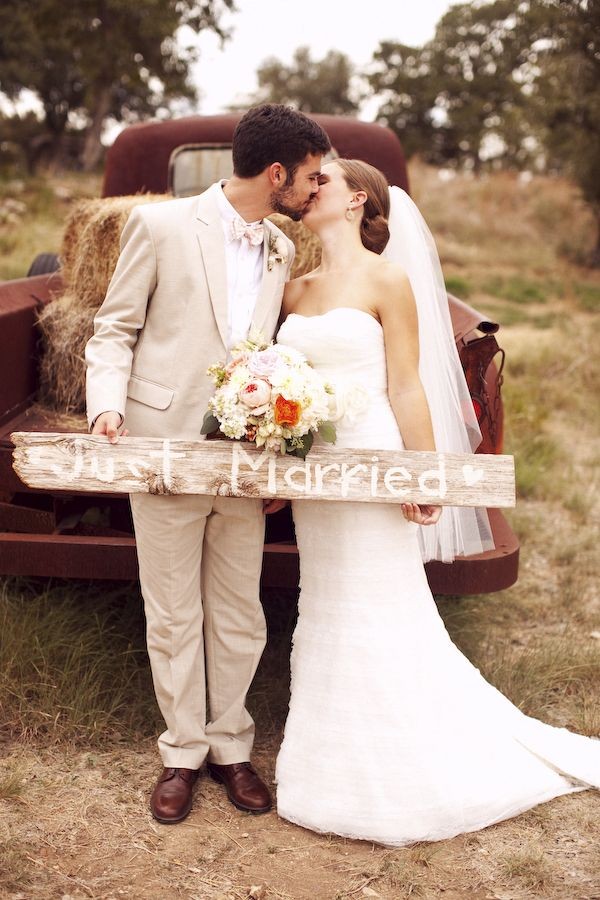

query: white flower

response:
[328,380,369,422]
[238,379,272,413]
[267,233,288,271]
[248,348,280,378]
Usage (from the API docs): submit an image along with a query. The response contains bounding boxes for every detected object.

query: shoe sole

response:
[208,769,272,814]
[150,796,194,824]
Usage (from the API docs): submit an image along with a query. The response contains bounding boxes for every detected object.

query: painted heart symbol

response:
[462,464,484,486]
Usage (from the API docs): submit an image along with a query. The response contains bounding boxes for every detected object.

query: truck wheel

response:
[27,253,60,277]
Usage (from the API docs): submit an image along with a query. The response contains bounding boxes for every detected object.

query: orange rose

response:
[274,395,301,427]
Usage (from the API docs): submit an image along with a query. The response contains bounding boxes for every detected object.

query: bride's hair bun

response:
[361,213,390,255]
[336,159,391,255]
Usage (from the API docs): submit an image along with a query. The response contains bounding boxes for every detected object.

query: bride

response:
[274,158,599,846]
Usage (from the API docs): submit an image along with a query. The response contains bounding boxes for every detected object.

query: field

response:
[0,162,599,899]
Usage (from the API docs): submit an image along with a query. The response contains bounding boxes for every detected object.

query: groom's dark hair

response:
[232,104,331,181]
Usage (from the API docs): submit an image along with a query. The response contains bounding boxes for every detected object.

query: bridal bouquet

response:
[202,330,336,457]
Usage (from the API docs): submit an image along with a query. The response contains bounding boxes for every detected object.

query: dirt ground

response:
[1,740,599,900]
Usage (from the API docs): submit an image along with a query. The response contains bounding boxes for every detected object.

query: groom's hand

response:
[401,502,442,526]
[263,499,289,515]
[91,411,128,444]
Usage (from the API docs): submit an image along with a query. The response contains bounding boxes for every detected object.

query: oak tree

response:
[0,0,235,171]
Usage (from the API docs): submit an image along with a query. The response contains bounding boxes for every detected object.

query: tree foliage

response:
[368,1,534,169]
[250,46,360,115]
[367,0,600,263]
[522,0,600,262]
[366,42,443,160]
[0,0,235,170]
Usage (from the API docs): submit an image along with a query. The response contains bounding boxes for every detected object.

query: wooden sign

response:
[11,432,515,508]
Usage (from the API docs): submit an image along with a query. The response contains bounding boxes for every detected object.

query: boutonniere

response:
[267,233,288,271]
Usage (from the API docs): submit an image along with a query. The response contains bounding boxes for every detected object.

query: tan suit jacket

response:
[85,182,295,438]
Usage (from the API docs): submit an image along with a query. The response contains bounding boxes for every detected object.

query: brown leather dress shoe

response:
[207,762,272,814]
[150,767,200,824]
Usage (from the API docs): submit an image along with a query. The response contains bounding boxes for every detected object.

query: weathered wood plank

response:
[11,432,515,507]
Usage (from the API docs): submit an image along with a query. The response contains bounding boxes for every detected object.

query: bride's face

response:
[302,162,352,228]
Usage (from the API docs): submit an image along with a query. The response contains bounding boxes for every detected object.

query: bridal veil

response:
[382,186,494,562]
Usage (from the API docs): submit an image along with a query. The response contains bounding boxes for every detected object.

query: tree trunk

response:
[590,207,600,269]
[42,133,69,175]
[39,103,71,173]
[25,133,54,174]
[80,87,112,172]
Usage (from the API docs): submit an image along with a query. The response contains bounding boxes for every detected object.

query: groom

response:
[85,104,331,823]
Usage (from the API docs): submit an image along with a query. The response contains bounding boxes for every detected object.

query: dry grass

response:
[409,160,598,273]
[37,193,166,412]
[497,842,553,891]
[0,578,160,745]
[0,172,102,281]
[1,161,599,899]
[0,768,25,802]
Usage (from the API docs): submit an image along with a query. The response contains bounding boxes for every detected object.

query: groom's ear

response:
[268,162,285,186]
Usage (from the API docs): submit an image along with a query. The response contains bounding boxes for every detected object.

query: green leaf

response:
[291,431,314,459]
[200,412,220,435]
[318,421,337,443]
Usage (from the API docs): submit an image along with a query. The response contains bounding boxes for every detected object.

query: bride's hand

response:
[401,502,442,526]
[263,498,289,515]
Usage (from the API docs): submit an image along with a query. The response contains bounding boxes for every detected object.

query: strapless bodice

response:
[277,307,401,450]
[277,307,388,394]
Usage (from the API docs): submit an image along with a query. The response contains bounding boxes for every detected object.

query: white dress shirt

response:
[216,182,264,351]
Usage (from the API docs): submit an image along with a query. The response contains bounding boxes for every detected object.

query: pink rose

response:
[238,378,272,412]
[225,352,249,375]
[248,348,279,378]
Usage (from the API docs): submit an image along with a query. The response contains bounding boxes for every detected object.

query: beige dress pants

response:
[130,492,266,769]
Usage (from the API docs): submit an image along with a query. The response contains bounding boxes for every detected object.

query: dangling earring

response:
[345,207,355,222]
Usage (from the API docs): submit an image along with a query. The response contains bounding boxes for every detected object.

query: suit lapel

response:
[252,220,283,336]
[195,188,285,348]
[195,185,228,349]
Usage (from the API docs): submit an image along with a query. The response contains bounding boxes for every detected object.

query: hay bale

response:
[60,194,167,307]
[268,214,322,278]
[37,293,95,413]
[59,199,99,288]
[38,194,167,412]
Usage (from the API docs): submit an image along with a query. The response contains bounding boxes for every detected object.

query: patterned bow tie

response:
[230,216,264,247]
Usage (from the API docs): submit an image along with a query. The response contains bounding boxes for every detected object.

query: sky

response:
[188,0,458,117]
[0,0,458,138]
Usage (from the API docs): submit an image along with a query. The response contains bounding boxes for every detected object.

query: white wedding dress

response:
[274,307,599,847]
